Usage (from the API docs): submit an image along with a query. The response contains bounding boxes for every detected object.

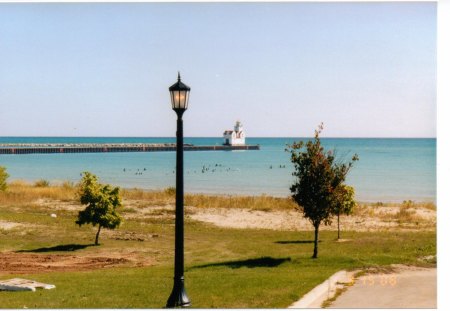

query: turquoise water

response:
[0,137,436,202]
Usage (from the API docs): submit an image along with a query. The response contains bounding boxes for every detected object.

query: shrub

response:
[402,200,414,208]
[0,166,9,191]
[165,187,176,196]
[61,180,75,190]
[76,172,122,245]
[34,179,50,187]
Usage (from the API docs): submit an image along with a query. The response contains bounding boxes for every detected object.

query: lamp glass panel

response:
[170,91,176,109]
[184,91,189,110]
[172,91,177,108]
[171,91,180,109]
[178,90,187,109]
[171,90,188,109]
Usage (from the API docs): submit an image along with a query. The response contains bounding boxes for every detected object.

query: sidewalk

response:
[289,265,437,309]
[328,265,436,308]
[288,270,358,308]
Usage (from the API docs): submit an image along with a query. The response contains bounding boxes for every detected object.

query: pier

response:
[0,143,260,155]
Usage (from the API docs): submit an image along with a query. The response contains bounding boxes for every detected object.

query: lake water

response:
[0,137,436,203]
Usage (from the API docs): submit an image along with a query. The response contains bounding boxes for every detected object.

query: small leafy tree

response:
[76,172,122,245]
[286,124,358,258]
[0,166,9,191]
[331,185,356,240]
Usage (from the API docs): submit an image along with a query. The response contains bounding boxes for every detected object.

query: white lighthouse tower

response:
[223,121,246,146]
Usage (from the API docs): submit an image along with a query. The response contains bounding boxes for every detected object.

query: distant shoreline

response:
[5,179,437,205]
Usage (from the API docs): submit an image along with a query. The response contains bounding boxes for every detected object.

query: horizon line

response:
[0,135,437,139]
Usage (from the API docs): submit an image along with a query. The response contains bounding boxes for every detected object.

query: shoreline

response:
[6,179,437,205]
[87,185,434,206]
[1,182,436,234]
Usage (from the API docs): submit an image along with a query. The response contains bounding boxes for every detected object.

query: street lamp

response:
[166,72,191,308]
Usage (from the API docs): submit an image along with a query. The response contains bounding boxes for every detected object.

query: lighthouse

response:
[223,121,246,146]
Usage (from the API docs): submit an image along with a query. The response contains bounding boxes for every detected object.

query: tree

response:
[331,185,356,240]
[76,172,122,245]
[0,166,9,191]
[286,124,358,258]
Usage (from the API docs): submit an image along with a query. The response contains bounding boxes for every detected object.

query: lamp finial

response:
[177,71,181,81]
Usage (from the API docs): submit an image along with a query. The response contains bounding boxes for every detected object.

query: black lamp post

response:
[166,72,191,308]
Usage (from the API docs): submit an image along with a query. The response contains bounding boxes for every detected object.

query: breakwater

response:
[0,143,260,154]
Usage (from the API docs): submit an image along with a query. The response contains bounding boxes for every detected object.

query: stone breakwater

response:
[0,143,178,148]
[0,143,260,154]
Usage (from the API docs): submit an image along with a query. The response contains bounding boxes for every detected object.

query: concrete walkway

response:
[289,265,436,309]
[329,265,436,308]
[289,270,359,308]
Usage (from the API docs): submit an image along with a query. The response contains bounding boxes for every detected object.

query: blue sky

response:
[0,2,436,137]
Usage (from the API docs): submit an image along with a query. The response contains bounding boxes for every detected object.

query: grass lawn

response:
[0,185,436,308]
[0,227,436,308]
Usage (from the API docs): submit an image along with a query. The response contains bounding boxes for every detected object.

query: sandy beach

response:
[0,195,436,275]
[2,196,436,234]
[187,204,436,232]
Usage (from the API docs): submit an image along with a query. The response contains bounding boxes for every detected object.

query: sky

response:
[0,2,437,138]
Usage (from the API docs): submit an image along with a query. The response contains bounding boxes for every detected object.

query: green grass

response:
[0,222,435,308]
[0,186,436,308]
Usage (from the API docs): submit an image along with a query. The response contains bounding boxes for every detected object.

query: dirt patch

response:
[0,251,154,275]
[104,230,160,242]
[0,221,23,230]
[335,239,353,243]
[34,198,82,211]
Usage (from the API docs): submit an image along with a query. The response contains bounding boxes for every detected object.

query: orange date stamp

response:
[358,274,398,287]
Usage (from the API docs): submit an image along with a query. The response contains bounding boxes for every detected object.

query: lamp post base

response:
[166,277,191,308]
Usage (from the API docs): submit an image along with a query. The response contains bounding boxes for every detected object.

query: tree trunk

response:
[337,212,340,240]
[95,225,102,245]
[313,223,319,258]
